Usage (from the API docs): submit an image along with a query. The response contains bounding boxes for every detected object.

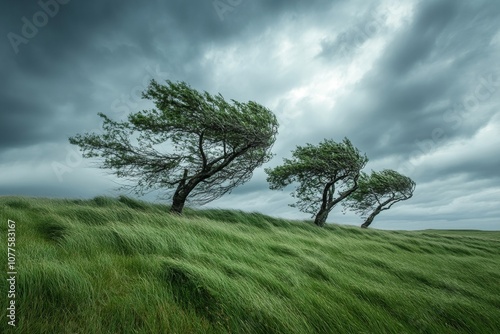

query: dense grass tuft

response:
[162,262,225,323]
[118,195,150,211]
[91,195,119,207]
[4,198,31,209]
[0,196,499,333]
[35,216,68,243]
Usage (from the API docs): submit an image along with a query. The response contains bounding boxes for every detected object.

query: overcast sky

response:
[1,0,499,230]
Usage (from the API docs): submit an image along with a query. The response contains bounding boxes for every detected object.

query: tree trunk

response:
[361,207,382,228]
[170,169,190,214]
[314,209,330,227]
[169,191,187,214]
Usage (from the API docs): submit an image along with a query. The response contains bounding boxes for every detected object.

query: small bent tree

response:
[344,169,416,228]
[70,79,279,214]
[266,138,368,227]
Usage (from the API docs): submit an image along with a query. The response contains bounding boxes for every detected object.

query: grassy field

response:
[1,196,499,333]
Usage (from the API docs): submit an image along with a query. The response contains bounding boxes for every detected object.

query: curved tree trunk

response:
[170,190,188,214]
[314,179,360,227]
[169,144,255,215]
[361,206,382,228]
[169,169,191,214]
[314,209,330,227]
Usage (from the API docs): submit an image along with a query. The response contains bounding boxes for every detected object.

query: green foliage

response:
[266,138,368,226]
[1,196,500,333]
[69,80,279,211]
[345,169,416,227]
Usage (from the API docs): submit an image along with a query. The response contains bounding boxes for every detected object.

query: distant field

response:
[419,229,500,241]
[1,196,499,333]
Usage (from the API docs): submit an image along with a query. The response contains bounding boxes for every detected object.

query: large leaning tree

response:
[344,169,416,228]
[266,138,368,227]
[70,79,279,214]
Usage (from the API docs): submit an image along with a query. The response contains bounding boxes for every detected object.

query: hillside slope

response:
[1,196,499,333]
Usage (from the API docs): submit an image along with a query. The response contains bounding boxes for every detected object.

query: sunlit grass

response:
[1,196,499,333]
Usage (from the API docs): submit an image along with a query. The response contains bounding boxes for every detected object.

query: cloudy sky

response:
[1,0,499,230]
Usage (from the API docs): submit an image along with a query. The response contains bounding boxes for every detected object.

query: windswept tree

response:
[70,79,279,214]
[266,138,368,227]
[344,169,416,228]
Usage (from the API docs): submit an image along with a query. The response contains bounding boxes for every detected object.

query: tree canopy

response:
[69,79,279,214]
[266,138,368,226]
[344,169,416,228]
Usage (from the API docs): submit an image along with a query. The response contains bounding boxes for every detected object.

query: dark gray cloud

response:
[1,0,499,230]
[329,0,500,162]
[318,2,389,61]
[381,0,460,76]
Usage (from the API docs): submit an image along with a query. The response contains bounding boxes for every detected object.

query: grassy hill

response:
[1,196,499,333]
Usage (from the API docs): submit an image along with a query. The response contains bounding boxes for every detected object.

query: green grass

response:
[1,196,499,333]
